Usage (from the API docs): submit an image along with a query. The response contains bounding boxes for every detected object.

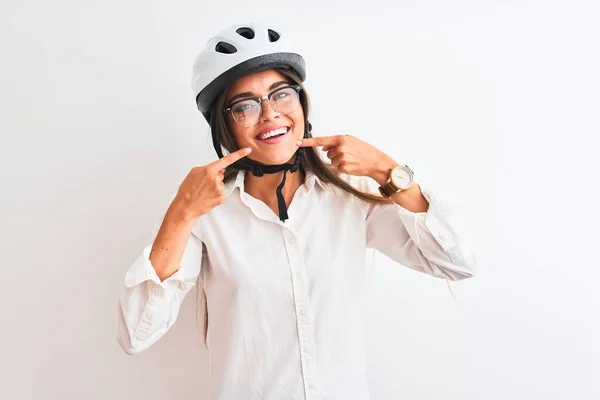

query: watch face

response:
[391,166,414,189]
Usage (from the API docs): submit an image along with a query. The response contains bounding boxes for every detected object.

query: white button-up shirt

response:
[117,170,476,399]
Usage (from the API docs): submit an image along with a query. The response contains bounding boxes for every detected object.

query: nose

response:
[259,98,280,122]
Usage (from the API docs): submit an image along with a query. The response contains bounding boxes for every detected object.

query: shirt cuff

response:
[394,186,460,257]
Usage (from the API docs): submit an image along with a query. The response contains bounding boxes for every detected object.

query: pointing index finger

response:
[213,147,252,169]
[298,136,340,147]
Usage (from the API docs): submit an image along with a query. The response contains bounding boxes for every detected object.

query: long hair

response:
[211,68,394,203]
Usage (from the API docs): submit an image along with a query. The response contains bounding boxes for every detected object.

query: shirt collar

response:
[304,170,331,192]
[223,170,246,198]
[223,169,331,198]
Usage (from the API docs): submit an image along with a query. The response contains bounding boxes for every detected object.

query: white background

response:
[1,0,598,399]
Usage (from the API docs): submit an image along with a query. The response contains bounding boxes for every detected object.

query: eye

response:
[272,88,293,100]
[232,101,258,113]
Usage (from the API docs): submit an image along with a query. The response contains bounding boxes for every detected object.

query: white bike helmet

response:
[191,22,306,123]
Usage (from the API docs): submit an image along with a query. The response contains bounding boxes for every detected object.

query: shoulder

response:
[327,172,381,196]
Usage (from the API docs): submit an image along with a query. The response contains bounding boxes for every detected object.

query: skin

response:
[150,70,430,282]
[224,69,307,213]
[225,69,429,215]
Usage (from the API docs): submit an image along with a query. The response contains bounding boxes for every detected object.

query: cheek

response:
[227,122,251,145]
[291,112,305,137]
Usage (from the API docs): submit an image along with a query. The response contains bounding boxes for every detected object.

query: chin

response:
[250,146,299,166]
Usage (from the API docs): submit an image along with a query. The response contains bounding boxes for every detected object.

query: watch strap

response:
[378,181,400,198]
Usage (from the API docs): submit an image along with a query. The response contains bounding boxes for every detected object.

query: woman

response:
[117,22,477,400]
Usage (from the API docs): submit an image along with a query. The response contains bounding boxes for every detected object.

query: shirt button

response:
[295,272,302,279]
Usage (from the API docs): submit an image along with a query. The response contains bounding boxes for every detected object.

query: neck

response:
[244,167,305,200]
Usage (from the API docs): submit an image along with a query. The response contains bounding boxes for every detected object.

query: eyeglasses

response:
[224,84,302,127]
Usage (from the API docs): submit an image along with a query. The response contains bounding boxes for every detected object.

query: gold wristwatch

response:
[378,164,415,198]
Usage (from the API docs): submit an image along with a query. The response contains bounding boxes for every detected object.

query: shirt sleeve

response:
[116,214,205,355]
[356,175,477,281]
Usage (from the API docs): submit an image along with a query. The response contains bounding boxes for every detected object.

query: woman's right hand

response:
[171,147,252,220]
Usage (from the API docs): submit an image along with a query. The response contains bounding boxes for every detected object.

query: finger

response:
[332,154,348,168]
[298,136,340,148]
[322,145,333,151]
[212,147,252,169]
[326,148,339,160]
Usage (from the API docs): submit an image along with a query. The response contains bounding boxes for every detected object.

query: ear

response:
[304,121,312,138]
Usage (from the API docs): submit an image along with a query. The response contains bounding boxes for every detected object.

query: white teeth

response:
[257,127,288,140]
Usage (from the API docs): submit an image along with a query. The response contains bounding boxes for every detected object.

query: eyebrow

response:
[226,80,290,105]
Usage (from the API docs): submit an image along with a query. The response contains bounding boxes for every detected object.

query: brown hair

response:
[197,68,453,347]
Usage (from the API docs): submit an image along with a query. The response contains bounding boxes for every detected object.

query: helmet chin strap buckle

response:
[290,148,302,173]
[250,165,264,177]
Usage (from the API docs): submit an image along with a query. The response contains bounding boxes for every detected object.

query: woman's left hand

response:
[298,135,396,185]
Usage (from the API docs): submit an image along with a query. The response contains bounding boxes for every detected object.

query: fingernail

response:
[296,140,302,146]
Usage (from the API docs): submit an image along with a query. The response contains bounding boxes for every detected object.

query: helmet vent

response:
[215,41,237,54]
[236,27,255,39]
[268,29,280,42]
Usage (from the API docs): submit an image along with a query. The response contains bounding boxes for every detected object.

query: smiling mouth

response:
[255,127,290,141]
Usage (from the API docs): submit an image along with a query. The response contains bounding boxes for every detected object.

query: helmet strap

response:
[212,120,313,222]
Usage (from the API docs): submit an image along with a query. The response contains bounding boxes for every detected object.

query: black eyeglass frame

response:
[223,84,303,126]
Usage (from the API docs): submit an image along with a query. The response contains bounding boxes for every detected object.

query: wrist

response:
[372,156,398,186]
[168,198,197,223]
